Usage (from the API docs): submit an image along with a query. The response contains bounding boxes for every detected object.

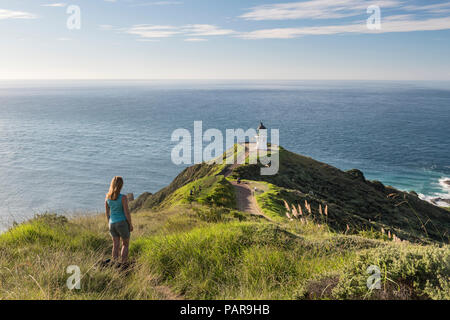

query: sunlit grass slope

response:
[1,208,448,300]
[1,145,449,300]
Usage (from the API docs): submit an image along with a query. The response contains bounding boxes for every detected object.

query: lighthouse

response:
[255,121,267,150]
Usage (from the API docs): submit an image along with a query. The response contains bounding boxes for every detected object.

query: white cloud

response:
[238,0,450,39]
[131,1,183,6]
[123,24,235,40]
[404,2,450,14]
[239,15,450,39]
[41,3,67,7]
[240,0,401,21]
[111,1,450,42]
[184,38,208,42]
[183,24,235,36]
[0,9,37,20]
[125,25,182,38]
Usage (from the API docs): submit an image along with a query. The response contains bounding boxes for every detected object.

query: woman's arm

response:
[105,200,110,222]
[122,196,133,232]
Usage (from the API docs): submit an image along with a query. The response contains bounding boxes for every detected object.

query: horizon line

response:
[1,78,450,82]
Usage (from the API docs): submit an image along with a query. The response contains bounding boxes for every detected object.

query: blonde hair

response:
[106,176,123,200]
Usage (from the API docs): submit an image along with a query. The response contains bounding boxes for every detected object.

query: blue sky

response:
[1,0,450,80]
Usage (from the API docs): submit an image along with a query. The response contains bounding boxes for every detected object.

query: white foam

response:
[438,177,450,192]
[419,194,449,207]
[418,176,450,207]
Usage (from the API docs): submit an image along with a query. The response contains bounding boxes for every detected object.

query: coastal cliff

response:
[132,145,450,243]
[0,145,448,300]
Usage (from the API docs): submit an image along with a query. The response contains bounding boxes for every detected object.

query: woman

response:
[105,176,133,263]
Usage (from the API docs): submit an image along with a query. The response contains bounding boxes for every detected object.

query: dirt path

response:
[231,182,258,213]
[230,181,273,222]
[221,143,273,221]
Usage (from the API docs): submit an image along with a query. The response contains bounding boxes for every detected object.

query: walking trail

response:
[223,143,273,222]
[152,144,272,300]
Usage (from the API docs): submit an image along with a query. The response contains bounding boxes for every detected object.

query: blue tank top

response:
[107,194,126,224]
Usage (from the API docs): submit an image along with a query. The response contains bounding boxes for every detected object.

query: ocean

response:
[0,80,449,229]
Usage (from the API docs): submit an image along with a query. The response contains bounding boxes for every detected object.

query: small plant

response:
[291,204,299,218]
[333,244,450,300]
[298,204,303,216]
[283,200,293,220]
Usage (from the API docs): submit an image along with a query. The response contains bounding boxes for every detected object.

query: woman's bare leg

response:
[121,238,129,263]
[112,237,120,260]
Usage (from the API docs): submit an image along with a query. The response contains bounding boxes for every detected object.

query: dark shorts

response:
[109,220,130,239]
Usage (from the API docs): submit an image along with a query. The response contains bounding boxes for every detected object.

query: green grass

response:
[0,214,162,299]
[232,146,450,243]
[132,144,449,243]
[130,161,224,211]
[208,143,246,175]
[333,244,450,300]
[129,217,414,300]
[253,181,303,222]
[130,221,355,299]
[160,175,236,209]
[0,214,108,250]
[1,207,448,300]
[250,181,335,230]
[1,144,449,300]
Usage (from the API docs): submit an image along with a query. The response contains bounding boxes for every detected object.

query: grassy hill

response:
[0,145,448,300]
[133,145,450,244]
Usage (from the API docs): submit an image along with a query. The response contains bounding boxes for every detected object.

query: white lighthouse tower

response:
[255,121,267,150]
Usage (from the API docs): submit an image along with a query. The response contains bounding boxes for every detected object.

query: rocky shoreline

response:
[430,197,450,206]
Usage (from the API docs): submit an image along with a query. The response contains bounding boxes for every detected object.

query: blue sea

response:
[0,80,449,229]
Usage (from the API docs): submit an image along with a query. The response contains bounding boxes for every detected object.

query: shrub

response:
[333,244,450,299]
